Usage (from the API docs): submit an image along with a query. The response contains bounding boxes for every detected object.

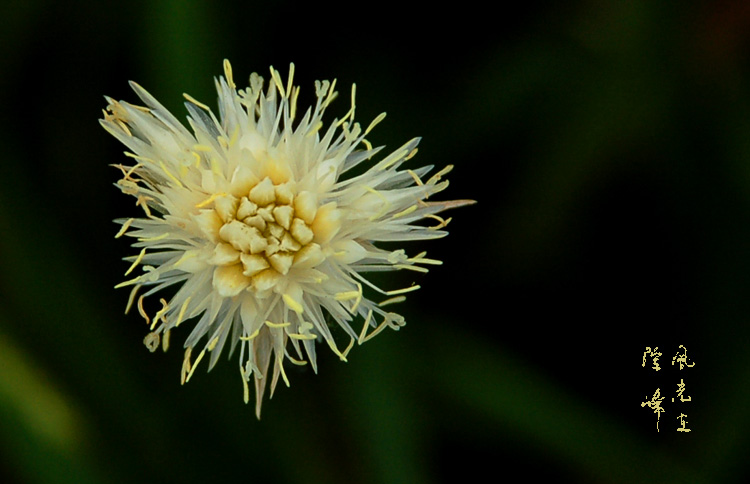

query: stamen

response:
[124,248,147,276]
[425,214,452,230]
[358,309,374,343]
[407,169,424,187]
[115,218,135,238]
[152,298,170,330]
[288,333,316,340]
[144,332,160,352]
[241,368,250,404]
[137,295,150,327]
[282,294,304,314]
[195,191,229,208]
[240,327,262,340]
[181,348,192,385]
[135,196,153,217]
[385,285,421,296]
[393,264,429,273]
[365,112,386,136]
[175,296,191,327]
[277,358,290,387]
[341,336,355,359]
[185,348,206,383]
[223,59,235,89]
[138,232,170,242]
[427,164,453,184]
[114,274,142,289]
[173,250,198,268]
[391,204,418,219]
[162,329,171,352]
[159,161,185,188]
[207,336,220,351]
[270,67,286,98]
[183,93,212,111]
[325,337,348,362]
[124,284,141,314]
[379,295,406,307]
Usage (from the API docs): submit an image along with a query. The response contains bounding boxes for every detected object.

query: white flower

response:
[101,60,470,417]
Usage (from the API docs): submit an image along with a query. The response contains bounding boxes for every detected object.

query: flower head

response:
[101,60,470,417]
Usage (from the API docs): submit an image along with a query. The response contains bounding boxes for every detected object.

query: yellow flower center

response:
[200,176,339,297]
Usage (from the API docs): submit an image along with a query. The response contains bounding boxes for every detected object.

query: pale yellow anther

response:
[162,329,171,352]
[365,112,387,136]
[288,333,317,340]
[293,191,318,224]
[335,291,359,301]
[159,161,184,188]
[181,348,192,385]
[385,285,421,296]
[272,205,294,230]
[152,298,170,330]
[427,164,453,185]
[268,252,294,275]
[175,297,191,327]
[248,176,276,205]
[138,232,170,243]
[240,253,270,277]
[242,373,250,404]
[240,327,261,341]
[186,348,206,383]
[114,275,142,289]
[282,293,304,314]
[394,264,429,273]
[236,196,258,220]
[124,284,141,314]
[135,195,153,217]
[144,332,160,352]
[195,191,227,208]
[409,251,442,265]
[223,59,235,89]
[115,218,134,238]
[391,204,418,219]
[207,336,220,351]
[124,247,147,276]
[137,294,150,327]
[183,93,212,111]
[270,66,286,98]
[290,218,314,245]
[212,264,251,297]
[265,320,291,329]
[379,295,406,307]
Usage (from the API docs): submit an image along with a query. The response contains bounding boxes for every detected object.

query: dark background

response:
[1,1,748,483]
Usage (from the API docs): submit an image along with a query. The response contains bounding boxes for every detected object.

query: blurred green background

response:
[1,0,749,483]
